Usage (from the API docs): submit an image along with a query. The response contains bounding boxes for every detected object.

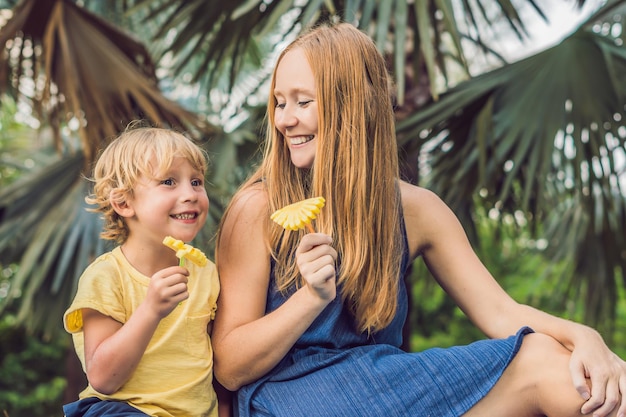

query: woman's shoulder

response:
[219,183,270,244]
[226,183,269,217]
[398,180,457,257]
[398,180,445,212]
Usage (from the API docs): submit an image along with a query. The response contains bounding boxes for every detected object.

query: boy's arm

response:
[81,304,161,394]
[82,265,189,394]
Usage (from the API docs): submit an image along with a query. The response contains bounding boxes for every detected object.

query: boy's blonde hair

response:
[86,126,208,244]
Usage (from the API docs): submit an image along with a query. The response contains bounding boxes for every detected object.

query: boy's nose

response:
[181,183,199,202]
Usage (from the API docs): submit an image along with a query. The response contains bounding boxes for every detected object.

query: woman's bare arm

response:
[212,188,336,391]
[400,181,626,414]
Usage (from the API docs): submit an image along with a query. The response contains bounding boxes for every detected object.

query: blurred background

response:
[0,0,624,415]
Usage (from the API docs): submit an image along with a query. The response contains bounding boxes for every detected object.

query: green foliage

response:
[0,95,67,417]
[0,96,36,186]
[0,314,67,417]
[408,200,626,358]
[408,263,485,351]
[614,283,626,357]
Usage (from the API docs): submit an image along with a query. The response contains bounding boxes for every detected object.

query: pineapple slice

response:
[270,196,326,233]
[163,236,208,267]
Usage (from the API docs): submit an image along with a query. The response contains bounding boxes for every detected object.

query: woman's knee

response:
[514,333,573,386]
[466,333,582,416]
[520,332,570,365]
[514,332,589,415]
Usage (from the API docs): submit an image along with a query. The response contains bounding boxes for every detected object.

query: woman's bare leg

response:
[464,333,620,417]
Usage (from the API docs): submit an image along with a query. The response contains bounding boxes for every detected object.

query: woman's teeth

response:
[290,135,314,145]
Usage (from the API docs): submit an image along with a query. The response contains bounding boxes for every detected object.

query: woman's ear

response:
[110,189,134,218]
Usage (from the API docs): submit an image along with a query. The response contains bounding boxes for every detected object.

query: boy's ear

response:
[110,189,134,218]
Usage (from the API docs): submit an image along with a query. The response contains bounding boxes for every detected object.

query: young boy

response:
[63,126,221,416]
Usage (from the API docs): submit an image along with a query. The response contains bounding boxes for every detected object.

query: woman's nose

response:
[275,105,297,130]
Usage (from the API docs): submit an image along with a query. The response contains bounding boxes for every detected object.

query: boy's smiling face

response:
[119,156,209,247]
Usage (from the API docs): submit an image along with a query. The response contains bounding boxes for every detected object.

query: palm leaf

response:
[0,152,102,334]
[397,24,626,328]
[128,0,547,105]
[0,0,217,164]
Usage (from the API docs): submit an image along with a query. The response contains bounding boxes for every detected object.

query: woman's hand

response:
[570,328,626,416]
[296,233,337,303]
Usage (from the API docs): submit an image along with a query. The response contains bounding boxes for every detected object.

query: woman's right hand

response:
[295,233,338,303]
[213,188,339,390]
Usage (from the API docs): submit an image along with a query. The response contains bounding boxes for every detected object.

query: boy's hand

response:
[146,266,189,317]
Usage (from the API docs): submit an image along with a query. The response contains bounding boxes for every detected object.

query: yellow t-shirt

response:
[64,246,219,417]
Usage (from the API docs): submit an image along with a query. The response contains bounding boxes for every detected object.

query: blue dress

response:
[236,215,532,417]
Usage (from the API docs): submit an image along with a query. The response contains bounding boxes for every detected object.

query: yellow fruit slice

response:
[163,236,208,267]
[270,196,326,233]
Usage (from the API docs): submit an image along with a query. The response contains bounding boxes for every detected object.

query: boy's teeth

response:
[174,213,195,219]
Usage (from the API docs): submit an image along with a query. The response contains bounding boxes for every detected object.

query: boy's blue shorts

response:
[63,397,149,416]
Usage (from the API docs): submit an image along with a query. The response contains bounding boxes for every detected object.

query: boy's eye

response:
[191,179,203,187]
[161,178,175,186]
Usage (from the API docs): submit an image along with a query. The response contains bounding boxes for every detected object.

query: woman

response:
[213,22,626,416]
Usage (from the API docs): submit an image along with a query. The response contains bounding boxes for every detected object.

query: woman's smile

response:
[289,135,315,145]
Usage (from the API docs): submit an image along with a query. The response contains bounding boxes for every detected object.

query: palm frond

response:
[0,0,217,165]
[128,0,550,105]
[397,26,626,327]
[0,153,97,334]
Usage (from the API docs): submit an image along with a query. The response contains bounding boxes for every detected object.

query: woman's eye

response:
[298,100,313,107]
[276,102,286,109]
